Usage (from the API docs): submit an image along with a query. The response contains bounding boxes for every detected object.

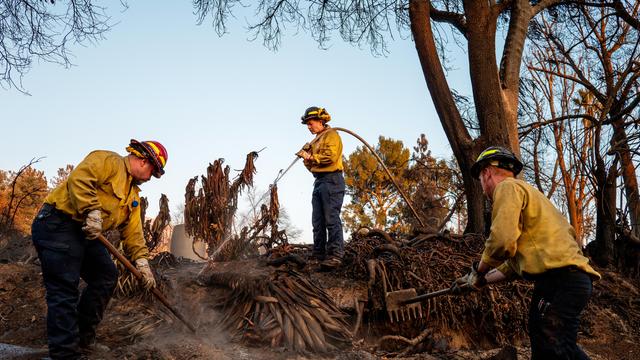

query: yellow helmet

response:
[301,106,331,124]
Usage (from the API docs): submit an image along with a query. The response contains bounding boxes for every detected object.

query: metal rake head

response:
[385,288,423,323]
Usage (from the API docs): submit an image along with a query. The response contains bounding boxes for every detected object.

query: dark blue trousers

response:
[31,204,118,360]
[528,267,593,360]
[311,172,345,259]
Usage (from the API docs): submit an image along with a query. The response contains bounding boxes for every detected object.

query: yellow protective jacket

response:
[482,177,600,280]
[44,150,149,261]
[303,127,344,173]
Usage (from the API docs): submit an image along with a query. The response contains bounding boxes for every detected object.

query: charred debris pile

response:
[174,151,533,356]
[195,229,534,356]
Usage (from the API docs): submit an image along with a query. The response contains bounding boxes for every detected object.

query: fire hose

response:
[261,127,426,228]
[332,127,426,228]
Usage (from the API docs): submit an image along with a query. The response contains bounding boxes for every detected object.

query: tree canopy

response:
[343,136,412,232]
[518,3,640,269]
[191,0,640,234]
[0,162,48,236]
[343,134,458,233]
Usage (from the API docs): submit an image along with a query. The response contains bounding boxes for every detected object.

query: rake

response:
[97,234,197,333]
[385,286,463,323]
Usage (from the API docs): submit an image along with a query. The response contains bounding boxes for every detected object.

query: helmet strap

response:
[126,145,146,160]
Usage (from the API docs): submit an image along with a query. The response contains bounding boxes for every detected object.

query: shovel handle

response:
[96,234,197,334]
[399,283,472,305]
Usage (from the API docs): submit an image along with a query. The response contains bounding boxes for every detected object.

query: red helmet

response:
[127,139,168,178]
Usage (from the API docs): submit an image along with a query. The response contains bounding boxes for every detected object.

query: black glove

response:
[450,261,487,295]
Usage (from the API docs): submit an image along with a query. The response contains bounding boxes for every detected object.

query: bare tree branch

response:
[0,1,116,93]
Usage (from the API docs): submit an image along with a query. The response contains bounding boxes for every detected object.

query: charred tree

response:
[185,152,258,258]
[191,0,636,234]
[523,4,640,270]
[0,158,47,239]
[141,194,170,252]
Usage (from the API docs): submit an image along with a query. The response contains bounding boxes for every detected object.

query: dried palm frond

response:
[184,152,286,261]
[139,197,152,243]
[215,185,287,261]
[106,304,167,344]
[184,154,255,258]
[139,194,171,252]
[147,194,170,251]
[202,261,352,354]
[112,241,158,299]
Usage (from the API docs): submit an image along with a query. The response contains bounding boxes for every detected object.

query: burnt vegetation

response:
[1,1,640,359]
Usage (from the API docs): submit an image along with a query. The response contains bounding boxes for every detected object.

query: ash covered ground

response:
[1,234,639,360]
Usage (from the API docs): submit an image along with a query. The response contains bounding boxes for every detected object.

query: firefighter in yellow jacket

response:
[31,139,167,359]
[452,146,600,360]
[296,106,345,270]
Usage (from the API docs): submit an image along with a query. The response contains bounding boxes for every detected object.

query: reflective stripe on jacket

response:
[304,127,343,173]
[482,178,600,280]
[44,150,148,261]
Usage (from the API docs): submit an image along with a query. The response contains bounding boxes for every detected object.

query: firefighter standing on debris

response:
[296,106,345,270]
[451,146,601,360]
[31,139,167,359]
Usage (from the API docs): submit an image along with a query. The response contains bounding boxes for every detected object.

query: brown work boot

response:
[309,252,326,261]
[320,257,342,271]
[79,339,110,355]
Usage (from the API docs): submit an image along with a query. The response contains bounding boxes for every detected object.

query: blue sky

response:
[2,1,469,242]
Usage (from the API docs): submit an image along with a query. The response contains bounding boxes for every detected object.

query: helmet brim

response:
[470,160,486,180]
[470,158,523,179]
[301,116,323,124]
[152,168,165,178]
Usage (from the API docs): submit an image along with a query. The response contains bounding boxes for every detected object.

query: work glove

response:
[82,210,103,240]
[295,149,312,160]
[135,258,156,290]
[295,142,313,160]
[450,261,487,295]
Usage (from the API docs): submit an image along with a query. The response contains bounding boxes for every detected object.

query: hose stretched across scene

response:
[261,127,426,228]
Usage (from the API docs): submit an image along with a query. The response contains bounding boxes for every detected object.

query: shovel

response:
[96,234,197,333]
[385,286,464,322]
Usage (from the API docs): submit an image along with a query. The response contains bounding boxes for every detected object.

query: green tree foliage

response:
[343,136,411,233]
[343,134,461,234]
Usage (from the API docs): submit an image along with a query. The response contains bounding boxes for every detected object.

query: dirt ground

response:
[1,235,640,360]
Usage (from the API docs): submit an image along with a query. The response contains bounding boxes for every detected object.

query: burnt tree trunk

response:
[591,152,618,267]
[409,1,483,233]
[611,118,640,239]
[465,0,525,153]
[409,0,542,233]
